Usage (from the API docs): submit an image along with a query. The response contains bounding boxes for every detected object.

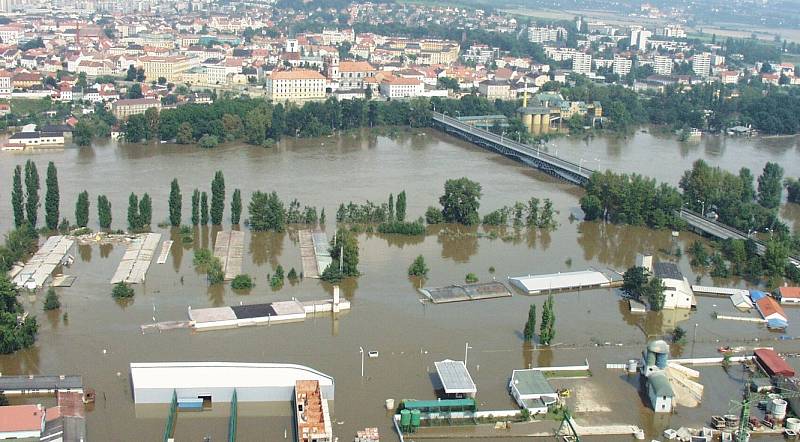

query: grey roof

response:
[434,360,477,394]
[648,372,674,397]
[511,370,556,396]
[653,262,683,280]
[0,375,83,391]
[9,131,42,139]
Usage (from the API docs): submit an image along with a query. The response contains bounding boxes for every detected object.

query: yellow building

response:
[266,69,327,104]
[139,56,193,83]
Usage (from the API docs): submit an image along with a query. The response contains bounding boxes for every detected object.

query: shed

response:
[754,349,795,377]
[646,371,674,413]
[778,287,800,304]
[508,369,558,412]
[731,291,753,310]
[433,360,477,398]
[750,290,767,302]
[755,296,787,324]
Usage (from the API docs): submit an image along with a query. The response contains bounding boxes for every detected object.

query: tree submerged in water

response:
[111,281,134,299]
[408,255,429,277]
[43,288,61,310]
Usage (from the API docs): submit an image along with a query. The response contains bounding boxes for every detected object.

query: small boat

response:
[718,346,732,353]
[368,350,379,358]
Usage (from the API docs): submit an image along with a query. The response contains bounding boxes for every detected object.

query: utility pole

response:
[359,346,364,377]
[464,342,472,367]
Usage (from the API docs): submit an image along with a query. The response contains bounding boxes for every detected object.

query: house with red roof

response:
[777,286,800,304]
[0,404,45,439]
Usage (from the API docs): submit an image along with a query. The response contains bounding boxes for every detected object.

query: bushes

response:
[43,288,60,310]
[111,281,134,299]
[377,220,425,235]
[231,274,254,290]
[465,273,478,283]
[193,248,213,267]
[408,255,429,277]
[270,265,285,289]
[207,258,224,285]
[425,206,444,224]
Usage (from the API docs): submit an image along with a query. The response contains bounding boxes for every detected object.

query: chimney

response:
[332,286,340,313]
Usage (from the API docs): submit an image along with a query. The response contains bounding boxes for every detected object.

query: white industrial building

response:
[508,369,558,414]
[130,362,334,405]
[508,269,617,295]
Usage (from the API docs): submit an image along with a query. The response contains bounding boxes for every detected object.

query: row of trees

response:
[122,97,433,145]
[522,293,556,346]
[126,193,152,231]
[580,171,684,229]
[482,198,557,229]
[680,160,784,231]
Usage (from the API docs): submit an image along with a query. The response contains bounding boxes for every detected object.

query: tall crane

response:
[731,375,800,442]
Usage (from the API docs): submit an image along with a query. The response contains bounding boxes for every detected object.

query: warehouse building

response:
[130,362,334,405]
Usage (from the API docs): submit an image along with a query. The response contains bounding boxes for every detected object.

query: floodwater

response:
[0,129,799,441]
[552,130,800,186]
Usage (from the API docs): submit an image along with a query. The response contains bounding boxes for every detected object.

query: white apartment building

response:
[266,69,326,103]
[528,26,566,44]
[0,26,22,45]
[657,25,686,39]
[612,56,632,76]
[572,53,592,75]
[0,71,13,98]
[692,52,711,78]
[630,28,652,50]
[653,55,673,76]
[379,76,424,99]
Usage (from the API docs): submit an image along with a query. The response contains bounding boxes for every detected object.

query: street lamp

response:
[464,342,472,367]
[359,346,364,378]
[579,158,586,173]
[696,199,705,216]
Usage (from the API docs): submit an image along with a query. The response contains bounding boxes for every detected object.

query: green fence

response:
[228,389,238,442]
[163,390,177,442]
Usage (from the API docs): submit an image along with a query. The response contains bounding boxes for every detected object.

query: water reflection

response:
[437,225,479,263]
[249,231,286,268]
[78,244,92,262]
[99,243,113,258]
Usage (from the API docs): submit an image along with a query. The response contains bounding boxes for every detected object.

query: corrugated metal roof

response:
[648,372,674,397]
[653,262,683,280]
[509,270,611,294]
[754,349,795,377]
[510,370,555,396]
[402,399,475,410]
[434,360,476,394]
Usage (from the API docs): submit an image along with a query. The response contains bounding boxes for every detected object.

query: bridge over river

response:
[431,112,800,268]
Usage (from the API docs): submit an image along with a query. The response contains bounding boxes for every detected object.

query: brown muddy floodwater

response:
[0,129,798,441]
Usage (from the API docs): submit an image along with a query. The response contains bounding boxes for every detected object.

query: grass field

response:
[8,98,52,115]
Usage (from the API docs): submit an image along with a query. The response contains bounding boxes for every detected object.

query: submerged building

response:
[295,380,332,442]
[130,362,334,405]
[640,340,674,413]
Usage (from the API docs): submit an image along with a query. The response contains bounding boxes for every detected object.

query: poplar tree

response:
[524,304,536,342]
[75,191,89,228]
[44,162,59,230]
[98,195,112,229]
[210,171,225,225]
[388,193,394,221]
[231,188,242,225]
[168,179,182,226]
[139,193,152,227]
[24,160,40,228]
[11,165,24,228]
[127,193,140,231]
[320,208,326,225]
[200,191,209,225]
[396,190,407,222]
[539,294,556,346]
[191,189,200,226]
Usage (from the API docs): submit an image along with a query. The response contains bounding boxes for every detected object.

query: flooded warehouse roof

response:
[434,360,476,395]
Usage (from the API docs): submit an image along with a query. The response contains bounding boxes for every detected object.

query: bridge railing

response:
[432,112,594,178]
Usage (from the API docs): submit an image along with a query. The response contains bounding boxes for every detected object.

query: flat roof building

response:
[509,369,558,413]
[434,360,476,398]
[508,269,617,295]
[0,404,45,440]
[130,362,334,405]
